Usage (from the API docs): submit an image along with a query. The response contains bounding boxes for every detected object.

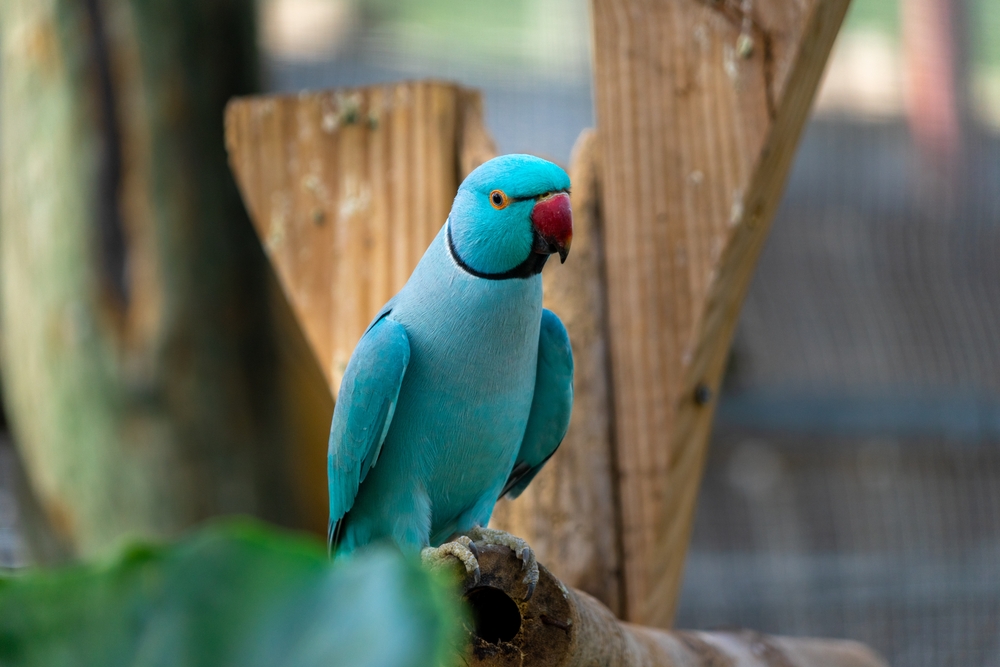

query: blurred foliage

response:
[0,521,465,667]
[353,0,998,80]
[840,0,998,72]
[840,0,901,39]
[360,0,540,38]
[355,0,590,78]
[972,0,1000,70]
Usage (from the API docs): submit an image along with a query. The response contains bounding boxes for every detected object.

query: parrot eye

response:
[489,189,510,210]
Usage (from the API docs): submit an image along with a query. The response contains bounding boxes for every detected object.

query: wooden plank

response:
[590,0,851,625]
[490,130,622,614]
[225,82,494,394]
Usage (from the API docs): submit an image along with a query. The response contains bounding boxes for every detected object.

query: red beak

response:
[530,192,573,263]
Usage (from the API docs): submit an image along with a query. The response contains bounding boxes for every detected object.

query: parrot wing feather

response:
[501,309,573,499]
[328,312,410,550]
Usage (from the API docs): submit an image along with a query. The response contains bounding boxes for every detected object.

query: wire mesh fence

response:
[677,431,1000,666]
[681,105,1000,667]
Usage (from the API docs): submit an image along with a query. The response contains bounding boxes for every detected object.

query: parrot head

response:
[447,154,572,279]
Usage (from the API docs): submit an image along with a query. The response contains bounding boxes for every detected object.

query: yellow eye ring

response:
[489,189,510,210]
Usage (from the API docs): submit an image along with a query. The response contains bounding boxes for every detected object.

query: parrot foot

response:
[421,536,481,585]
[467,526,538,601]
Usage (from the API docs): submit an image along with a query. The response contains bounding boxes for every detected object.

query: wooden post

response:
[590,0,852,625]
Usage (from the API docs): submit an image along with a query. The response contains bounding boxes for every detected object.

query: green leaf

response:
[0,520,465,667]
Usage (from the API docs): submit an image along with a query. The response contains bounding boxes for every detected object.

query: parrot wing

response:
[328,312,410,551]
[501,308,574,499]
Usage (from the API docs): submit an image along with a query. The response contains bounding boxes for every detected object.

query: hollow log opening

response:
[465,586,521,644]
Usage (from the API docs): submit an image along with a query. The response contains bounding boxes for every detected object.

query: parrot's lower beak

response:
[530,192,573,263]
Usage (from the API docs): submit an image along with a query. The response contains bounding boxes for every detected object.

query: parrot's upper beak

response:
[530,191,573,263]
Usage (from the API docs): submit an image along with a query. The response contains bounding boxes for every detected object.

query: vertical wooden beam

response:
[225,82,494,395]
[590,0,851,625]
[491,130,622,613]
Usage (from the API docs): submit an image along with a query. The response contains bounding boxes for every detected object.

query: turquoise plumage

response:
[501,309,573,499]
[328,155,574,573]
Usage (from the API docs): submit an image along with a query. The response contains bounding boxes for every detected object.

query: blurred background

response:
[2,0,999,665]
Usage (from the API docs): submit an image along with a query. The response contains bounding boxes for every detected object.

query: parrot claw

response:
[465,538,480,561]
[468,527,539,601]
[421,537,481,585]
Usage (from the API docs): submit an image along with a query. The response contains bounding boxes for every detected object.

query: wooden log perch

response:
[460,544,889,667]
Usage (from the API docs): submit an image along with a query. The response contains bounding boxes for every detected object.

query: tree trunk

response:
[0,0,316,557]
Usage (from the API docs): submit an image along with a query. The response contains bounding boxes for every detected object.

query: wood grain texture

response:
[590,0,851,625]
[225,82,494,394]
[490,130,622,614]
[459,544,888,667]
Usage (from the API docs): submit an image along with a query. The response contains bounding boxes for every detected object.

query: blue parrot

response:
[327,154,574,597]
